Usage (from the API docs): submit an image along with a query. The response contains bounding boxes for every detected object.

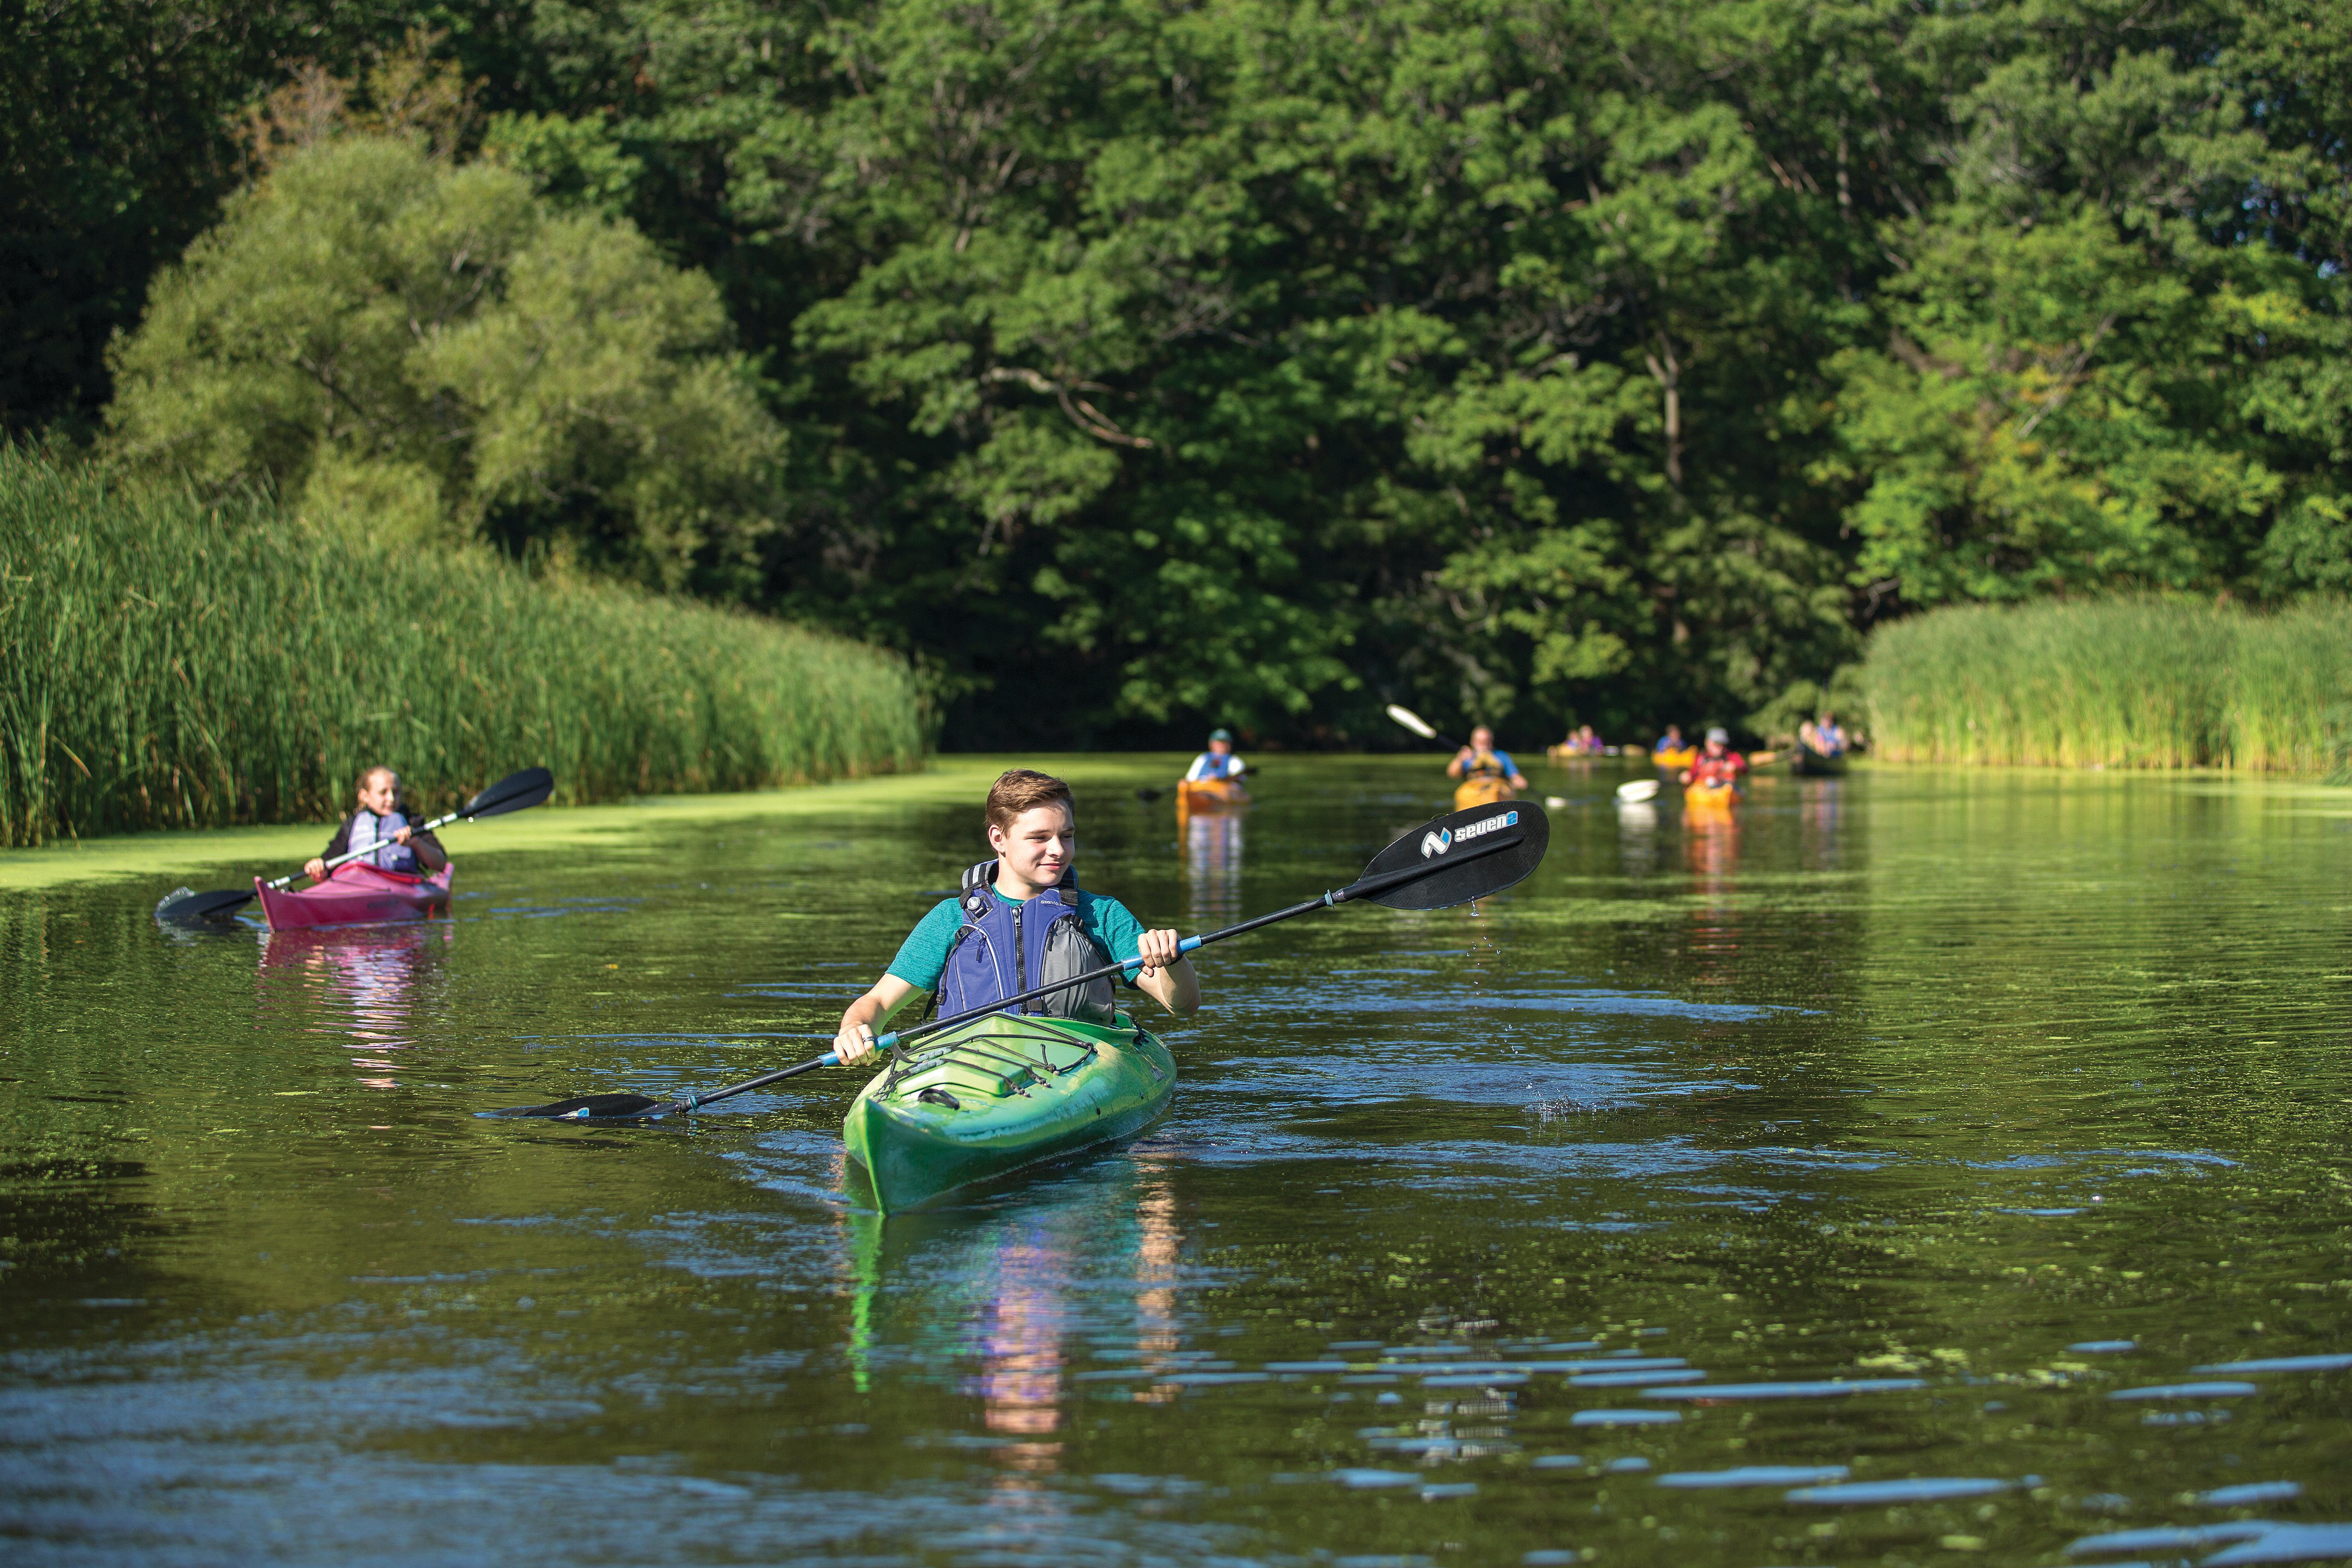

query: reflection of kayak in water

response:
[256,863,453,931]
[1175,777,1250,814]
[1684,782,1741,811]
[844,1012,1175,1213]
[1453,776,1515,810]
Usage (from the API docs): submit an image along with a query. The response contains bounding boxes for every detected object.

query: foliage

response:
[26,0,2352,743]
[1860,597,2352,772]
[105,135,785,595]
[0,448,923,847]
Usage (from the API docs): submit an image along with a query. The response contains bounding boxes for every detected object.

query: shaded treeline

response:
[0,450,924,846]
[9,0,2352,746]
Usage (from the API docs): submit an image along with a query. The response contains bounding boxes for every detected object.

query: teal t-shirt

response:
[886,888,1152,994]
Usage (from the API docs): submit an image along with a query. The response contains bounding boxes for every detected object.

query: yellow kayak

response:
[1454,776,1515,810]
[1176,777,1250,815]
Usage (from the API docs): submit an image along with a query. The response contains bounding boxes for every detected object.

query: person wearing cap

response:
[1184,728,1248,784]
[1679,727,1747,791]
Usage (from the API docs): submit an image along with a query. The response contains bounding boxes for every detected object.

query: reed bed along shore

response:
[1862,598,2352,772]
[0,450,926,846]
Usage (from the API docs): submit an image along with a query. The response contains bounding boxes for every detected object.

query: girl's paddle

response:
[154,767,555,924]
[486,797,1550,1123]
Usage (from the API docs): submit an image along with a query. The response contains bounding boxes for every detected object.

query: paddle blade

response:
[1385,703,1439,741]
[154,886,254,923]
[478,1091,673,1122]
[460,766,554,820]
[1616,778,1661,803]
[1357,799,1550,910]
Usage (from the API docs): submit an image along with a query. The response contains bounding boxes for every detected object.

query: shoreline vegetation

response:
[1861,599,2352,774]
[0,449,926,848]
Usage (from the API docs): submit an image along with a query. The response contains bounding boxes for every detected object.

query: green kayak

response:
[843,1011,1175,1213]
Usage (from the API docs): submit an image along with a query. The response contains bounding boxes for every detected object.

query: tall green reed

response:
[1862,597,2352,771]
[0,449,927,846]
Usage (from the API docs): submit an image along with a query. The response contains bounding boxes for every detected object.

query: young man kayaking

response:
[303,766,447,883]
[1679,727,1748,790]
[833,770,1198,1065]
[1183,728,1247,783]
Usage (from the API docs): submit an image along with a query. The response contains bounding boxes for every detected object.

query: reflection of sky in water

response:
[8,760,2352,1566]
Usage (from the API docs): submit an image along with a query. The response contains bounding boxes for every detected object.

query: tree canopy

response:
[15,0,2352,742]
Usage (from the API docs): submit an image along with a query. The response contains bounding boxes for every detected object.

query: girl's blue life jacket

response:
[933,859,1117,1024]
[1193,750,1239,780]
[345,808,418,873]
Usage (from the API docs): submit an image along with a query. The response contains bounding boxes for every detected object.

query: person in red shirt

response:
[1680,727,1747,791]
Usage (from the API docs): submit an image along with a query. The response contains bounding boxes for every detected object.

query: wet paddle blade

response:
[478,1092,672,1121]
[1357,799,1550,910]
[1386,703,1440,741]
[1616,779,1661,803]
[461,766,554,820]
[154,886,254,923]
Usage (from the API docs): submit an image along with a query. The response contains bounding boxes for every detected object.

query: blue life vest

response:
[1193,750,1238,780]
[936,860,1116,1023]
[347,808,417,873]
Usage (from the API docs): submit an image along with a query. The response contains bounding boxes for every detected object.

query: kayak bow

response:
[844,1012,1174,1212]
[256,862,454,930]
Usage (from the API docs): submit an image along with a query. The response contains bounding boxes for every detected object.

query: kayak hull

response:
[1453,776,1515,811]
[257,862,453,931]
[1654,746,1697,772]
[844,1013,1176,1214]
[1791,747,1848,777]
[1176,777,1250,814]
[1684,783,1741,811]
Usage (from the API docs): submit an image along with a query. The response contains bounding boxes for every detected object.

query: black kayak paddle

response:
[484,797,1550,1124]
[154,767,555,924]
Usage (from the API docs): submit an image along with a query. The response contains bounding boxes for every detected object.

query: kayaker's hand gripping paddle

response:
[154,768,556,924]
[486,799,1551,1123]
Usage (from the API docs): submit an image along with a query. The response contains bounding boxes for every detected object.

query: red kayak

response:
[256,862,454,931]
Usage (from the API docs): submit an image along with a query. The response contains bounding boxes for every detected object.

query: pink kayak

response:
[256,862,454,931]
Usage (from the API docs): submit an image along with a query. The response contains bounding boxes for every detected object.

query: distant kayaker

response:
[303,766,447,883]
[833,769,1199,1065]
[1800,711,1848,758]
[1448,726,1528,792]
[1679,728,1748,790]
[1652,724,1687,759]
[1184,728,1247,783]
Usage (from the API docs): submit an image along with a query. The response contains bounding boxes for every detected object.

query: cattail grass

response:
[0,448,926,846]
[1862,597,2352,772]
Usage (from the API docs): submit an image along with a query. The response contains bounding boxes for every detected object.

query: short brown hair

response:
[985,768,1074,833]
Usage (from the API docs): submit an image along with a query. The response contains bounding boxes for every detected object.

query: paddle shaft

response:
[663,831,1528,1116]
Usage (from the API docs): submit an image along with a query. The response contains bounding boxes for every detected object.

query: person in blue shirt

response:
[1652,724,1687,757]
[833,770,1197,1065]
[1184,728,1247,782]
[1800,711,1848,757]
[1447,725,1528,792]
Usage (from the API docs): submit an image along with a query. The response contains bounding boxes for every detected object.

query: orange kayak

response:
[1176,777,1250,813]
[256,862,454,931]
[1684,782,1740,811]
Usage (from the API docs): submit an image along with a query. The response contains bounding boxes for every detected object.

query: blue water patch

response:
[2198,1482,2303,1507]
[2069,1340,2137,1353]
[2204,1523,2352,1564]
[1571,1409,1680,1426]
[2107,1381,2260,1401]
[1656,1466,1849,1489]
[2193,1353,2352,1374]
[2066,1522,2277,1555]
[1644,1378,1924,1401]
[1788,1477,2010,1505]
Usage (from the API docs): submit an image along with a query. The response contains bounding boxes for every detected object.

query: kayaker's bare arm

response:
[836,975,920,1067]
[1133,927,1200,1018]
[1446,747,1471,779]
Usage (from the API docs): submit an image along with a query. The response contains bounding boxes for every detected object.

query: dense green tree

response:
[107,135,784,592]
[38,0,2352,743]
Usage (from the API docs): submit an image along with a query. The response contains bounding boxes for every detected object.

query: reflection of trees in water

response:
[1184,811,1243,922]
[258,925,451,1087]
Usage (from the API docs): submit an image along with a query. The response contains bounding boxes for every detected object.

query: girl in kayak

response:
[1183,728,1247,783]
[1447,726,1528,793]
[302,766,448,883]
[833,770,1198,1065]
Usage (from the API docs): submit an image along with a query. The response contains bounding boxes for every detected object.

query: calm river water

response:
[4,758,2349,1567]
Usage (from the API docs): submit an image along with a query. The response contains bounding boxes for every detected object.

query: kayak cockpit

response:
[874,1013,1128,1105]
